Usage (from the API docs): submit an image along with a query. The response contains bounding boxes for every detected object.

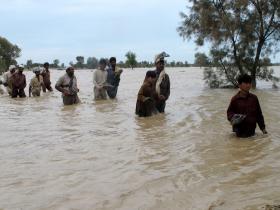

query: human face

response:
[147,76,156,84]
[156,60,165,72]
[110,60,116,68]
[239,82,252,93]
[100,63,106,70]
[66,67,74,77]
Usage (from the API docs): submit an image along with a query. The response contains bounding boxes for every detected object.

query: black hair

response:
[238,74,252,84]
[145,70,156,78]
[99,58,107,65]
[44,62,49,67]
[109,57,116,63]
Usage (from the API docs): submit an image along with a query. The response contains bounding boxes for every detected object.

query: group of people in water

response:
[0,52,267,138]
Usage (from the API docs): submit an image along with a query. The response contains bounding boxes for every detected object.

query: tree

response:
[86,57,98,69]
[178,0,280,88]
[53,59,60,68]
[26,59,33,69]
[125,51,137,69]
[0,36,21,73]
[76,56,84,68]
[170,61,176,67]
[194,53,210,67]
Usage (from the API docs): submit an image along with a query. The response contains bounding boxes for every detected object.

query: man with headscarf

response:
[1,65,17,96]
[153,52,170,113]
[93,58,108,100]
[41,62,53,92]
[55,67,80,105]
[11,64,26,98]
[29,67,45,97]
[106,57,123,99]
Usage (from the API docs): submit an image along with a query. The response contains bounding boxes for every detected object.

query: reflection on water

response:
[0,67,280,210]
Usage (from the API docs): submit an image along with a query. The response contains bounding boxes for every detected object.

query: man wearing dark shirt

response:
[227,74,267,137]
[106,57,123,99]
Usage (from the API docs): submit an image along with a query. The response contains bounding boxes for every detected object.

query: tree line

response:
[0,38,205,73]
[25,51,200,70]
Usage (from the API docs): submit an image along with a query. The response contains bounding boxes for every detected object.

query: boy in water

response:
[135,71,158,117]
[93,58,108,100]
[227,74,267,137]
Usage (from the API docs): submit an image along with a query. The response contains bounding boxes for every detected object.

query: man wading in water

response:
[227,74,267,138]
[41,62,53,92]
[11,64,26,98]
[1,65,17,96]
[106,57,123,99]
[29,67,45,97]
[55,67,80,105]
[153,52,170,113]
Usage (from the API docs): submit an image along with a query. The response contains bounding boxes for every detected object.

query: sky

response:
[0,0,278,65]
[0,0,206,65]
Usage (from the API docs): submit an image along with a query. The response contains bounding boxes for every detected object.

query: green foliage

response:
[194,53,210,67]
[87,57,98,69]
[75,56,84,68]
[0,36,21,73]
[53,59,60,68]
[178,0,280,88]
[26,59,33,69]
[125,51,137,69]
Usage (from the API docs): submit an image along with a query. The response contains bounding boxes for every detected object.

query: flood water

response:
[0,67,280,210]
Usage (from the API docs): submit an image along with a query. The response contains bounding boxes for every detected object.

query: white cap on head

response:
[33,67,41,73]
[8,65,16,71]
[154,51,170,64]
[18,64,24,69]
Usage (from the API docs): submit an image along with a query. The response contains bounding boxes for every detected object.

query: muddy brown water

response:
[0,67,280,210]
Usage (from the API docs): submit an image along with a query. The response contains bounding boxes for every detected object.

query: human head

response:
[33,67,41,76]
[109,57,116,67]
[145,70,157,83]
[18,64,24,73]
[66,66,74,77]
[8,65,17,73]
[44,62,49,69]
[238,74,252,92]
[155,52,169,72]
[99,58,107,70]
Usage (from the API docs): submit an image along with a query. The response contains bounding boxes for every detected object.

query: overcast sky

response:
[1,0,278,65]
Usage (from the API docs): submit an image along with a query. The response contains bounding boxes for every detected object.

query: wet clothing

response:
[153,69,170,113]
[11,72,26,98]
[106,66,122,99]
[41,69,53,91]
[227,91,266,138]
[135,80,158,117]
[56,73,80,105]
[29,75,44,97]
[2,71,13,95]
[93,68,108,100]
[62,94,80,105]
